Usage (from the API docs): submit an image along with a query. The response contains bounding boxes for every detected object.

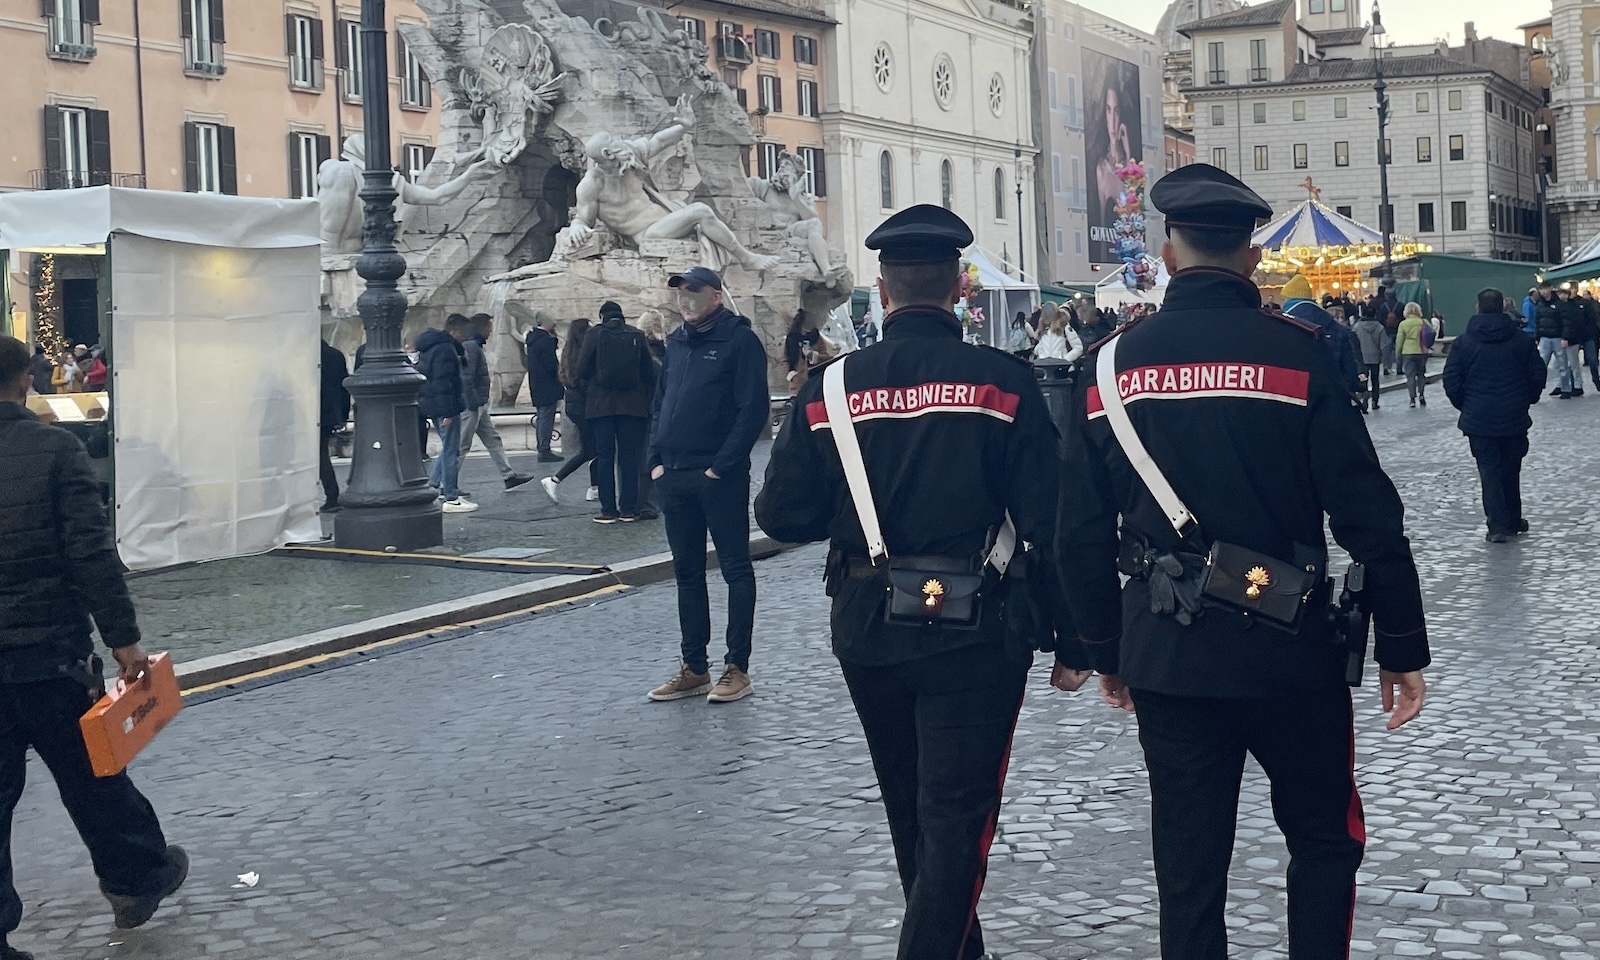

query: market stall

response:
[1252,199,1429,297]
[959,248,1039,346]
[0,186,323,570]
[1095,258,1170,309]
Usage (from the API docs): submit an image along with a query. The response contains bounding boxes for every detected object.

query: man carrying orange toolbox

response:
[0,335,188,960]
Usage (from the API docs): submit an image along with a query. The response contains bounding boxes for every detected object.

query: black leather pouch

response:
[884,557,985,630]
[1198,541,1318,632]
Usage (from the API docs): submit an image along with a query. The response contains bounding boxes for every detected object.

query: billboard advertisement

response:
[1083,49,1144,263]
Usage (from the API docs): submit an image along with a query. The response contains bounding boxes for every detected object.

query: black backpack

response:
[594,324,642,391]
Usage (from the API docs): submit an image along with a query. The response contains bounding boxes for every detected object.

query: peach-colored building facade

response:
[0,0,439,197]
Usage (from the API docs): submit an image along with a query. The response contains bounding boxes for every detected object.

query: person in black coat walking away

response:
[0,336,190,960]
[458,314,535,491]
[25,347,53,396]
[580,301,655,522]
[318,339,351,512]
[524,316,565,462]
[416,317,477,513]
[1443,288,1548,543]
[540,318,599,504]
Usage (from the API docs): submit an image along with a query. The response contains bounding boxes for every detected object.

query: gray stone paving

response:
[11,393,1600,959]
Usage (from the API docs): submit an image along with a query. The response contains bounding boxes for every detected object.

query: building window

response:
[1417,202,1435,233]
[1065,74,1080,126]
[1064,22,1075,40]
[798,79,819,117]
[1055,229,1065,255]
[400,37,430,108]
[1212,146,1227,168]
[873,43,892,91]
[1144,50,1153,67]
[940,159,954,210]
[1249,39,1268,82]
[1334,141,1349,166]
[1485,91,1493,112]
[795,147,824,196]
[993,167,1005,220]
[794,34,816,64]
[1292,100,1306,121]
[754,28,779,59]
[1336,205,1352,217]
[759,74,782,112]
[1331,0,1345,10]
[1047,69,1058,110]
[1052,153,1063,193]
[932,55,955,108]
[681,18,706,43]
[1207,42,1225,85]
[989,74,1004,116]
[757,142,783,178]
[1211,104,1225,126]
[1449,134,1464,161]
[182,0,225,72]
[286,15,325,91]
[45,0,99,57]
[1070,156,1081,191]
[337,20,363,99]
[1448,89,1462,111]
[1309,0,1323,11]
[1253,103,1266,124]
[289,132,331,197]
[183,120,236,194]
[404,143,435,182]
[1334,97,1347,118]
[1293,143,1308,168]
[1416,91,1430,113]
[1254,145,1269,171]
[1074,230,1083,254]
[1416,136,1432,162]
[41,105,110,189]
[879,150,893,208]
[1450,200,1467,230]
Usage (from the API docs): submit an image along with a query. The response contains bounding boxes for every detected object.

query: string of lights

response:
[33,253,65,356]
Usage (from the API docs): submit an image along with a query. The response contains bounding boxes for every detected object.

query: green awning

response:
[1542,257,1600,285]
[1040,282,1093,304]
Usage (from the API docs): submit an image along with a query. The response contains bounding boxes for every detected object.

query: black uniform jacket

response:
[1055,268,1430,697]
[755,307,1061,665]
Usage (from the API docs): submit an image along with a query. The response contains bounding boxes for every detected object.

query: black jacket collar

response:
[883,306,963,340]
[1161,267,1263,313]
[0,401,36,422]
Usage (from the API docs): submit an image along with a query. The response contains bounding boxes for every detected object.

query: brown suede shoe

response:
[647,664,712,701]
[103,844,188,929]
[706,664,754,703]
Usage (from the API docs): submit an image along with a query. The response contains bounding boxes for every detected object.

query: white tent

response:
[0,186,323,570]
[963,247,1039,347]
[1095,257,1170,309]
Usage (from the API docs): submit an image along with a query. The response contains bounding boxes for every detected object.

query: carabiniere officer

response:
[756,204,1083,960]
[1054,164,1431,960]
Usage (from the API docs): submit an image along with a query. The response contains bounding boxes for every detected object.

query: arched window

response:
[940,159,954,209]
[879,150,894,209]
[993,167,1006,220]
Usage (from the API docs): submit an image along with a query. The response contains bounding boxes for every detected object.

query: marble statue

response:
[554,95,779,272]
[317,134,497,254]
[748,150,837,280]
[461,23,566,166]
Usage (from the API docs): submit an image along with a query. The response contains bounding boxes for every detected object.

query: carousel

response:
[1253,180,1430,298]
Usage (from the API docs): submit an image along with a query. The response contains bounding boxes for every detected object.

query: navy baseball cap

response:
[668,266,723,290]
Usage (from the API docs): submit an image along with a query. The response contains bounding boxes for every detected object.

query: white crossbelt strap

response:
[823,357,1017,570]
[1095,335,1197,535]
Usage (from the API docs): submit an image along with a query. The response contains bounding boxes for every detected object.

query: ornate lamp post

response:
[334,0,443,550]
[1371,4,1393,278]
[1014,146,1025,277]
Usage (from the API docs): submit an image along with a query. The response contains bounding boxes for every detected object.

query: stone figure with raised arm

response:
[318,134,497,254]
[555,95,779,272]
[748,150,838,280]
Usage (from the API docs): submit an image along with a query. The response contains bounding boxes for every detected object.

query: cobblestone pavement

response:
[11,392,1600,960]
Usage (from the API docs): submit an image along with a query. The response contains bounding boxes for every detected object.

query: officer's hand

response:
[1050,663,1093,692]
[1379,669,1425,730]
[651,465,665,480]
[1099,673,1136,713]
[112,643,151,685]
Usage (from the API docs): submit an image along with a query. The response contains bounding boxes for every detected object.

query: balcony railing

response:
[1206,69,1228,85]
[717,35,752,66]
[31,170,146,190]
[288,55,325,91]
[185,37,226,76]
[1249,67,1270,82]
[1062,187,1087,211]
[46,16,96,61]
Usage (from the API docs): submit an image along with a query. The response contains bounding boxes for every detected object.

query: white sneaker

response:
[441,498,479,513]
[585,485,599,502]
[540,477,561,503]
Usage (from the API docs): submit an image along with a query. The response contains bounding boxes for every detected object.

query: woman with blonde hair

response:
[1395,301,1430,408]
[1032,303,1084,362]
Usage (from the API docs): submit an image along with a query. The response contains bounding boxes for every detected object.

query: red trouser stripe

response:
[955,691,1026,960]
[1344,715,1365,957]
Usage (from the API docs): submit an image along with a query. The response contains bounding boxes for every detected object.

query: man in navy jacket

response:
[1443,288,1548,543]
[645,266,769,704]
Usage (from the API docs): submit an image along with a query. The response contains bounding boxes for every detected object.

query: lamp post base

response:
[334,501,444,552]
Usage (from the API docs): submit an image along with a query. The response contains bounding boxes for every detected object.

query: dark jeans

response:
[840,646,1030,960]
[318,426,339,507]
[1131,686,1364,960]
[591,415,647,515]
[534,403,559,455]
[1362,363,1382,408]
[1,679,171,936]
[1402,355,1427,402]
[1468,432,1529,536]
[1581,339,1600,386]
[658,467,755,673]
[553,414,597,485]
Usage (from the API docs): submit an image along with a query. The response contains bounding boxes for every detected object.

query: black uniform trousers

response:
[1467,433,1529,536]
[1131,684,1363,960]
[840,643,1030,960]
[1,678,170,936]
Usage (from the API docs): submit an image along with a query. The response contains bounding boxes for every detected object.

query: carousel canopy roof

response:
[1253,199,1383,251]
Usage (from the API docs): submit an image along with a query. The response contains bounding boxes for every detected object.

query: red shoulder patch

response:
[1262,308,1321,336]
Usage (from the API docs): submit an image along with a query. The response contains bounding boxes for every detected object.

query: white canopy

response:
[1095,258,1170,308]
[0,187,322,570]
[965,247,1039,292]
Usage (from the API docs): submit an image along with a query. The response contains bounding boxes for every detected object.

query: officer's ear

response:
[1245,245,1263,275]
[1160,240,1180,273]
[877,282,890,310]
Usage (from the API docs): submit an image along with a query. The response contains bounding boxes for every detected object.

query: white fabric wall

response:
[111,235,321,570]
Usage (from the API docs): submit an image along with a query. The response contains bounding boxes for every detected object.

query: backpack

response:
[593,324,642,391]
[1418,322,1436,351]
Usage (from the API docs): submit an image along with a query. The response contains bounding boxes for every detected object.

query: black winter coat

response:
[320,340,350,430]
[1562,299,1600,344]
[1443,313,1546,437]
[525,327,565,408]
[0,403,140,683]
[415,328,466,422]
[1533,297,1564,339]
[580,319,655,420]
